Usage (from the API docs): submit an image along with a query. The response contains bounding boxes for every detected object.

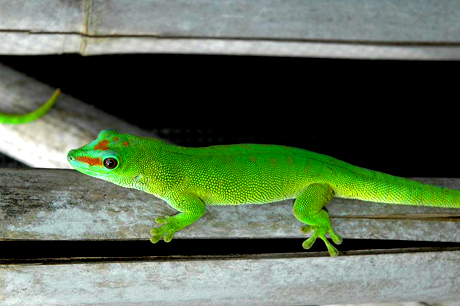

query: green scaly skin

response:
[68,129,460,256]
[0,89,61,124]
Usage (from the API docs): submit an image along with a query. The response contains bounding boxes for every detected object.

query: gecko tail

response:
[362,173,460,209]
[0,88,61,124]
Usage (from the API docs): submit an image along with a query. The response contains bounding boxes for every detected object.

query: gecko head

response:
[67,129,137,187]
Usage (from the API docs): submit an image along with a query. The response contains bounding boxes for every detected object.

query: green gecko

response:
[67,129,460,256]
[0,89,61,124]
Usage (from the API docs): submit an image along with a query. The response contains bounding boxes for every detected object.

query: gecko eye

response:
[103,158,118,170]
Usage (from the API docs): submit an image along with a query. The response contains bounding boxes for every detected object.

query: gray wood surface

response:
[2,168,460,305]
[0,0,459,59]
[0,63,156,168]
[1,250,460,305]
[1,168,459,242]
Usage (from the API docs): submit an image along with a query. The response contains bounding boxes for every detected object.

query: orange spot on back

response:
[123,141,129,147]
[286,155,294,165]
[113,137,119,141]
[76,156,102,167]
[94,140,110,151]
[269,158,278,167]
[249,156,257,162]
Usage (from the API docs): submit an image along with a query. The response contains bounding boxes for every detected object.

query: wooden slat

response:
[1,250,460,305]
[0,0,459,59]
[1,168,459,241]
[0,63,156,168]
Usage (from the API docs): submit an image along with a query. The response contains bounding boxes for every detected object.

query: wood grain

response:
[1,250,459,305]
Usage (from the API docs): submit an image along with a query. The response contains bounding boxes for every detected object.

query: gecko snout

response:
[67,150,76,162]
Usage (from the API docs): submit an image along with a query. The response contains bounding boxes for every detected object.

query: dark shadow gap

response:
[1,239,459,261]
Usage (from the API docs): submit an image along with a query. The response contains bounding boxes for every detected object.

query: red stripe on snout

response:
[76,156,102,166]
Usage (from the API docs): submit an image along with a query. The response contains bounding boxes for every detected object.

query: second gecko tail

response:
[0,88,61,124]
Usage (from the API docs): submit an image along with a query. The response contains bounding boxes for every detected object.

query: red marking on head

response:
[113,137,119,142]
[94,140,110,151]
[76,156,102,167]
[123,141,129,147]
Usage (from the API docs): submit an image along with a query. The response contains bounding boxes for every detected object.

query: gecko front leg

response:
[150,193,206,243]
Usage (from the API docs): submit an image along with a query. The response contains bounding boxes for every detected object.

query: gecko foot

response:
[150,216,178,243]
[301,225,343,257]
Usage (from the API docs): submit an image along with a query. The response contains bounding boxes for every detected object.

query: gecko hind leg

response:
[293,183,343,257]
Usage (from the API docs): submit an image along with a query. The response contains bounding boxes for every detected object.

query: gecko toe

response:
[164,231,175,242]
[302,231,319,249]
[330,230,343,245]
[155,216,169,224]
[150,233,162,244]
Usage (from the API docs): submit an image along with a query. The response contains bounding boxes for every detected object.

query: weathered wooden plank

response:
[83,37,460,60]
[2,32,460,59]
[1,168,459,241]
[88,0,460,42]
[1,0,460,59]
[1,250,460,305]
[0,1,84,32]
[0,63,156,168]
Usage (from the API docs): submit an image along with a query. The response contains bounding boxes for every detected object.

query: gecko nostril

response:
[67,150,75,161]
